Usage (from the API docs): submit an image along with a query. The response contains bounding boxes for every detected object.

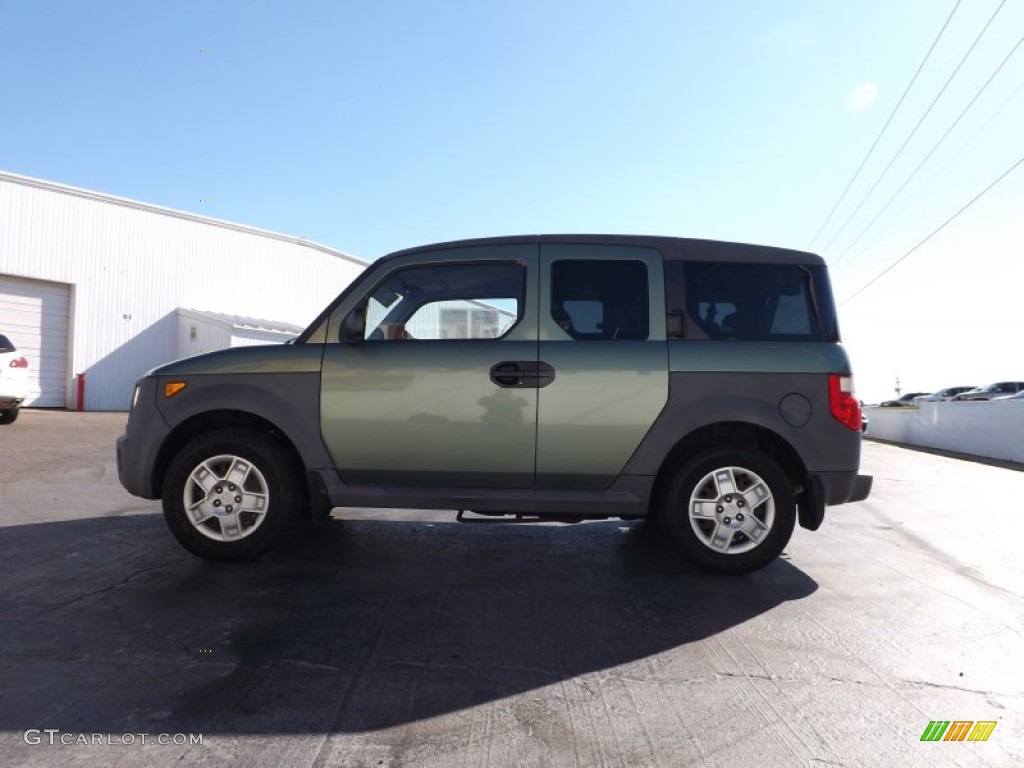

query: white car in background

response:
[993,390,1024,401]
[913,386,976,403]
[0,333,29,424]
[953,382,1024,401]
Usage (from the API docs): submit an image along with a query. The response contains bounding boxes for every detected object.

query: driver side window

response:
[360,262,524,341]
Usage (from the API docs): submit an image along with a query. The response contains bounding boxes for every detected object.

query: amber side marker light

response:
[164,381,187,398]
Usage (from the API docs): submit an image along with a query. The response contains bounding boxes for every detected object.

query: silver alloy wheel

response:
[688,465,775,555]
[182,454,270,542]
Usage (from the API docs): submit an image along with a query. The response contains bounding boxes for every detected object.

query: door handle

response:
[534,361,556,388]
[490,361,557,388]
[490,361,524,387]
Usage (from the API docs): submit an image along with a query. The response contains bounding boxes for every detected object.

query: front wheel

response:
[0,405,19,425]
[161,429,307,561]
[661,448,796,574]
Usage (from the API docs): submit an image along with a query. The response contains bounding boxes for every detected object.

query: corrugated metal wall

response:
[0,172,367,410]
[176,312,233,360]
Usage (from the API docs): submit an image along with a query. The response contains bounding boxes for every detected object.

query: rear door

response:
[536,243,668,489]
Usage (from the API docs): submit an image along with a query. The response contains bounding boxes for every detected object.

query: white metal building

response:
[175,309,307,358]
[369,300,517,341]
[0,170,367,411]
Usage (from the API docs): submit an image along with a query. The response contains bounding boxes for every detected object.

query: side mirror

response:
[340,305,366,342]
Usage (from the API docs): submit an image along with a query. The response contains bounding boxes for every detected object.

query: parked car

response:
[879,392,929,407]
[117,235,872,575]
[952,382,1024,401]
[992,390,1024,401]
[912,386,976,403]
[860,401,868,433]
[0,333,29,425]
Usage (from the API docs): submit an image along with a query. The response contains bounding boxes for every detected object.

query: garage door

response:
[0,275,71,407]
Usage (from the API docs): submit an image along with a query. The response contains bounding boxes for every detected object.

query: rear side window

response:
[551,260,649,341]
[0,334,15,352]
[666,262,837,341]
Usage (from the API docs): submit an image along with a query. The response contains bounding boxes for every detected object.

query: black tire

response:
[161,429,307,561]
[0,405,19,425]
[660,448,796,574]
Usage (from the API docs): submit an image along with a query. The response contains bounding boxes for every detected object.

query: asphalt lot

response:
[1,411,1021,767]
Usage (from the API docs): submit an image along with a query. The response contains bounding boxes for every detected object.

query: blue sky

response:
[2,0,1022,401]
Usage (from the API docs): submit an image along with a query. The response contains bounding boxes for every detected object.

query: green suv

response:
[117,235,871,573]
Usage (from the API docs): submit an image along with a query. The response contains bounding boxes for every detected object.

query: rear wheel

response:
[0,405,19,425]
[661,448,796,574]
[161,429,306,561]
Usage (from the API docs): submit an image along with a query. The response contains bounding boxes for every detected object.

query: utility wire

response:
[839,154,1024,306]
[822,0,1006,256]
[807,0,961,250]
[955,79,1024,159]
[831,36,1023,268]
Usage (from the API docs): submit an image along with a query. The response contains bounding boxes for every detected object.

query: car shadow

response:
[0,513,817,735]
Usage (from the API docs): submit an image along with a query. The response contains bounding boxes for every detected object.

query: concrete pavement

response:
[0,411,1020,766]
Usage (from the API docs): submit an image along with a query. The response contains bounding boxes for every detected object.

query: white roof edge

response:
[466,298,517,316]
[176,308,233,330]
[177,308,303,334]
[0,169,369,267]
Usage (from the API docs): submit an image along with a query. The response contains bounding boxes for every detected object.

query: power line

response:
[822,0,1007,256]
[956,79,1024,157]
[831,36,1023,268]
[807,0,961,250]
[839,154,1024,306]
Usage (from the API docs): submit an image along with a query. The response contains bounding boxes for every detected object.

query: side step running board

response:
[456,510,584,524]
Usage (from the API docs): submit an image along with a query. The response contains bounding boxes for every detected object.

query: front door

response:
[320,245,540,488]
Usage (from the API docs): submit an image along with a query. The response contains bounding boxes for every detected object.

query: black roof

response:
[382,235,824,266]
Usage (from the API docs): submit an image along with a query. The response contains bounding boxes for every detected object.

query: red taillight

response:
[828,373,861,430]
[9,357,28,369]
